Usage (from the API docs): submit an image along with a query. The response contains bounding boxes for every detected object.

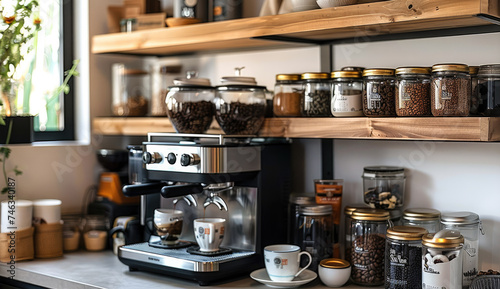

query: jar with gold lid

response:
[403,208,441,233]
[431,63,471,116]
[331,71,364,117]
[301,72,331,116]
[273,74,303,117]
[395,67,432,116]
[385,226,428,289]
[362,68,396,116]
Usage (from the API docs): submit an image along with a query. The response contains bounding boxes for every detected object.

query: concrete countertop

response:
[0,250,378,289]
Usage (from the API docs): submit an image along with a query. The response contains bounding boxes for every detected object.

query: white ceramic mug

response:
[193,218,225,252]
[32,199,61,224]
[153,209,184,245]
[1,200,33,233]
[264,244,312,282]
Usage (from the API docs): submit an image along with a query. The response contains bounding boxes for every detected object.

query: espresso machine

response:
[119,133,291,285]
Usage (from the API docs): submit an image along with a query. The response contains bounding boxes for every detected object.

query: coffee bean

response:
[396,81,431,116]
[363,80,396,116]
[302,89,331,116]
[215,102,266,135]
[351,234,385,286]
[167,100,215,133]
[431,76,471,116]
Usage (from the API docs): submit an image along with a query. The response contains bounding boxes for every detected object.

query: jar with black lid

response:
[431,63,471,116]
[469,66,480,115]
[477,64,500,116]
[385,226,428,289]
[301,72,331,117]
[403,208,441,233]
[395,67,431,116]
[273,74,303,117]
[330,71,364,117]
[350,208,392,286]
[362,68,396,116]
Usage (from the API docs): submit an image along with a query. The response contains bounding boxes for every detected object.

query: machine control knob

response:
[143,152,162,164]
[180,153,200,166]
[166,153,176,165]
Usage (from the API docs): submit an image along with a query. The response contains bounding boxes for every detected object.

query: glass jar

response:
[431,63,471,116]
[362,166,405,209]
[385,226,428,289]
[112,63,150,116]
[151,65,182,116]
[62,215,82,251]
[477,64,500,116]
[288,194,316,244]
[395,67,432,116]
[83,215,109,251]
[403,208,441,233]
[469,66,480,115]
[350,208,391,286]
[301,72,331,117]
[343,204,366,262]
[297,205,334,272]
[362,68,396,116]
[273,74,303,117]
[330,71,364,117]
[441,211,484,288]
[422,230,464,289]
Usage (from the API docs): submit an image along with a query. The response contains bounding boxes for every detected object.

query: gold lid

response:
[387,226,428,241]
[431,63,469,73]
[301,72,330,80]
[344,205,366,216]
[319,258,350,269]
[403,208,440,221]
[362,68,395,77]
[469,66,479,75]
[422,230,464,248]
[331,71,362,78]
[351,208,390,221]
[395,67,431,75]
[276,74,301,81]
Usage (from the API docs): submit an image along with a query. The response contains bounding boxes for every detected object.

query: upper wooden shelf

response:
[92,0,500,56]
[93,117,500,142]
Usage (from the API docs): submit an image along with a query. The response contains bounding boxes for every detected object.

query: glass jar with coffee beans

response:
[431,63,471,116]
[273,74,303,117]
[350,208,392,286]
[362,68,396,116]
[385,226,428,289]
[331,71,364,117]
[395,67,432,116]
[477,64,500,116]
[301,72,332,117]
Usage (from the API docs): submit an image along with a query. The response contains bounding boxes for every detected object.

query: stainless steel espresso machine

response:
[119,133,291,285]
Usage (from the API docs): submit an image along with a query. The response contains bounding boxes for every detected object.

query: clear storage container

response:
[362,68,396,116]
[477,64,500,116]
[330,71,364,117]
[395,67,432,116]
[83,215,109,251]
[288,194,316,244]
[431,63,471,116]
[403,208,441,233]
[273,74,303,117]
[151,65,182,116]
[301,72,331,117]
[112,63,150,116]
[362,166,405,209]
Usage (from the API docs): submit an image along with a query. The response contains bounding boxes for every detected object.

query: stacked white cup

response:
[1,200,34,233]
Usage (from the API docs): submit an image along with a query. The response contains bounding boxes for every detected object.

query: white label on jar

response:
[369,93,382,109]
[441,84,451,100]
[332,93,362,112]
[422,253,461,289]
[462,239,479,286]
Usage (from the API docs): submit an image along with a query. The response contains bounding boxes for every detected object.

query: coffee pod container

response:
[422,229,464,289]
[440,212,484,288]
[403,208,441,233]
[385,226,428,289]
[350,208,392,286]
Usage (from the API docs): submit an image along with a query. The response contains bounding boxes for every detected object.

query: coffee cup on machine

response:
[193,218,226,252]
[264,244,313,282]
[153,209,183,245]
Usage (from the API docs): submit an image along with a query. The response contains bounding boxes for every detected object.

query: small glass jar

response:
[395,67,432,116]
[288,194,316,244]
[350,208,391,286]
[273,74,303,117]
[301,72,331,117]
[422,230,464,289]
[477,64,500,116]
[297,205,334,272]
[403,208,441,233]
[343,204,366,262]
[330,71,364,117]
[362,68,396,116]
[431,63,471,116]
[362,166,406,209]
[112,63,150,116]
[83,215,109,251]
[441,212,484,288]
[62,215,82,251]
[469,66,480,115]
[385,226,428,289]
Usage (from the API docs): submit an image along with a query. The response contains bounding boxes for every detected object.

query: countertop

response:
[0,250,378,289]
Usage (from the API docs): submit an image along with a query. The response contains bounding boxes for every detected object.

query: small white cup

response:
[193,218,225,252]
[264,244,312,282]
[33,199,62,224]
[1,200,33,233]
[153,209,184,245]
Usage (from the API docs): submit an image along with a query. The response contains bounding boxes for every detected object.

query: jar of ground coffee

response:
[301,72,331,117]
[395,67,432,116]
[350,208,392,286]
[431,63,471,116]
[330,71,364,117]
[362,68,396,116]
[477,64,500,116]
[273,74,303,117]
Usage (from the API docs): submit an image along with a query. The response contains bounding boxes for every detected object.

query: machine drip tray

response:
[148,240,193,249]
[187,246,233,256]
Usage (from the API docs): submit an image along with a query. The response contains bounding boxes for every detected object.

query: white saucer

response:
[250,268,317,288]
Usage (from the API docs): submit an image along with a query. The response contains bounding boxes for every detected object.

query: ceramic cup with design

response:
[264,244,312,282]
[153,209,183,245]
[193,218,225,252]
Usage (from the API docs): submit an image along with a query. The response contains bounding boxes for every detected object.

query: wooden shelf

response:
[92,0,500,56]
[93,117,500,142]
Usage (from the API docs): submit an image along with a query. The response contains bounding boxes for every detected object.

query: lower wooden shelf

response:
[92,117,500,142]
